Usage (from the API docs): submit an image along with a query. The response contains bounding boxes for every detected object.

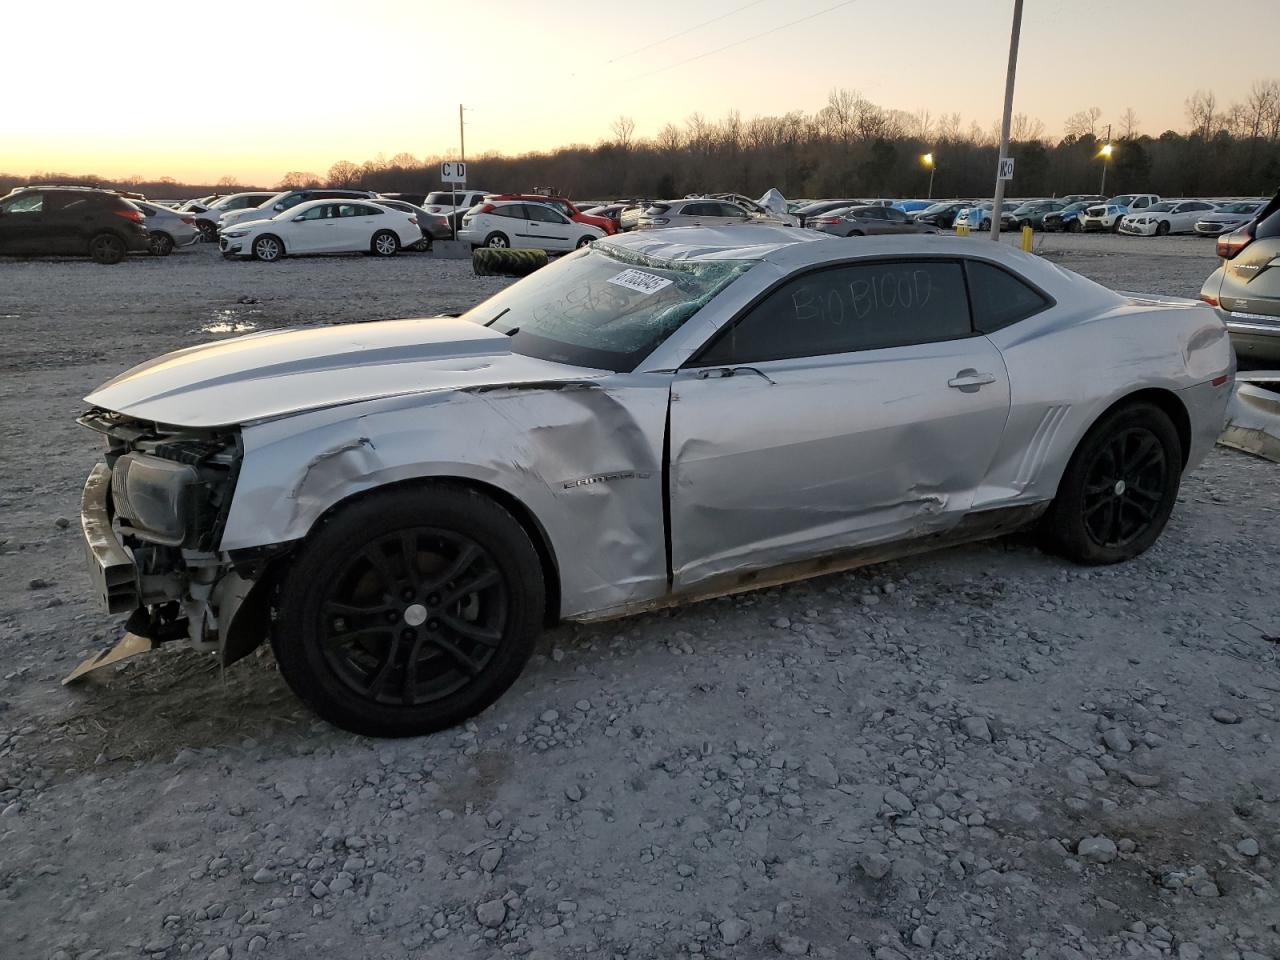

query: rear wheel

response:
[196,219,217,243]
[272,485,545,737]
[252,234,283,262]
[484,232,509,249]
[1041,402,1182,564]
[372,230,399,257]
[148,232,174,256]
[575,235,595,249]
[88,233,126,264]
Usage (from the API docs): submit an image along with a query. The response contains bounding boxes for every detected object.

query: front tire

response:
[196,219,217,243]
[88,233,126,264]
[1068,220,1083,233]
[1155,220,1170,237]
[148,232,174,256]
[272,484,545,737]
[252,234,283,262]
[372,230,399,257]
[484,232,509,249]
[1041,402,1182,565]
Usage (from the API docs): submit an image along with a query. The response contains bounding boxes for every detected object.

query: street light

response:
[1098,142,1113,195]
[921,153,935,200]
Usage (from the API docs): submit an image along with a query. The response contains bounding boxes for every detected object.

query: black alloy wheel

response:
[272,484,544,736]
[318,529,508,707]
[1079,427,1169,549]
[1041,402,1181,564]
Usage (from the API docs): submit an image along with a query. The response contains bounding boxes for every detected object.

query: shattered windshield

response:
[462,245,755,372]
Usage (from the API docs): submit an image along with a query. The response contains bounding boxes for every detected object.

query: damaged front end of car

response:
[71,408,281,681]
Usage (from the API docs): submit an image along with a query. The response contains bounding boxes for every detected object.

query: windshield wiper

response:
[484,307,511,328]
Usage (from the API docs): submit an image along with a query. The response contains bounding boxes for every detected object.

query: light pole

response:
[989,0,1024,240]
[1098,140,1113,195]
[921,153,935,200]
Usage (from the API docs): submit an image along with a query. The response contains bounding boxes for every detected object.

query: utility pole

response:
[1099,124,1112,195]
[989,0,1024,240]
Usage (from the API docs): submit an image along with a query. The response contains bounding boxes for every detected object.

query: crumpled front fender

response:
[220,378,672,619]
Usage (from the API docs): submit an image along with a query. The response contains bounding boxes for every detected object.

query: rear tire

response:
[196,220,217,243]
[372,230,399,257]
[484,232,509,249]
[148,232,174,256]
[575,235,595,249]
[252,234,283,262]
[271,484,545,737]
[1040,402,1182,565]
[88,233,126,264]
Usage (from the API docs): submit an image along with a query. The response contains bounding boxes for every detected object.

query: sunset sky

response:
[5,0,1275,185]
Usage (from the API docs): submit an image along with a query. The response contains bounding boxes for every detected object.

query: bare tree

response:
[1185,90,1217,138]
[389,152,419,168]
[327,160,361,187]
[910,108,933,141]
[610,115,636,151]
[1119,107,1140,139]
[655,123,683,154]
[1063,106,1102,139]
[1009,113,1045,142]
[216,175,243,189]
[278,171,322,189]
[936,112,963,142]
[1245,80,1280,140]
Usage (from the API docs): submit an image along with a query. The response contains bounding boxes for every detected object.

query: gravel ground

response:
[1,236,1277,960]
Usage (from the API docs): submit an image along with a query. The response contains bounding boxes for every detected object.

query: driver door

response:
[668,257,1011,589]
[286,203,336,252]
[0,191,49,254]
[526,204,575,250]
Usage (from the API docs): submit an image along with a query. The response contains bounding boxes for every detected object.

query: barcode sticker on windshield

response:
[608,269,672,295]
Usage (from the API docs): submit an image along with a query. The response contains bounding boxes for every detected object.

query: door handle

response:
[947,370,996,392]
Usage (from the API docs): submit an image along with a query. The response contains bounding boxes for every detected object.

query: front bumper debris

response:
[81,463,140,614]
[62,632,156,685]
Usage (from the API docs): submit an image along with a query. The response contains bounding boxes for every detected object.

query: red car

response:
[483,194,617,235]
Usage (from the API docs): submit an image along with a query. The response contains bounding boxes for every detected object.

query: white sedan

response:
[459,199,605,251]
[219,200,421,261]
[1119,200,1217,236]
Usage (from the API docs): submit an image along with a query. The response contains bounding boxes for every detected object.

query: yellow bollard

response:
[956,224,970,237]
[1021,225,1033,251]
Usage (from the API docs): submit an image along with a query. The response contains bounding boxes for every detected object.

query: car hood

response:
[223,215,276,232]
[85,316,600,428]
[1198,212,1251,223]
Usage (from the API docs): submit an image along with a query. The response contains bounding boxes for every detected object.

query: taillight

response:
[816,217,841,225]
[1198,293,1218,307]
[408,215,418,224]
[476,203,496,214]
[180,216,195,224]
[114,209,144,222]
[649,217,669,225]
[1216,226,1253,260]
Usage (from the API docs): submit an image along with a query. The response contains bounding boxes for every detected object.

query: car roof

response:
[599,227,1096,295]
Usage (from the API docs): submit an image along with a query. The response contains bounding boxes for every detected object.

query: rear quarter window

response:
[965,260,1051,333]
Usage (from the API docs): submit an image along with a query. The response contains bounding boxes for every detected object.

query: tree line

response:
[5,84,1279,203]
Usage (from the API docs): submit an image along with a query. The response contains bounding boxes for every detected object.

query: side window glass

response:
[4,193,44,214]
[298,205,330,221]
[720,203,748,218]
[682,202,711,217]
[696,260,972,366]
[965,260,1050,334]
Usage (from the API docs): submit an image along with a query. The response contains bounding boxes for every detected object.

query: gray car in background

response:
[192,192,276,242]
[1200,191,1280,362]
[808,204,940,237]
[132,200,200,256]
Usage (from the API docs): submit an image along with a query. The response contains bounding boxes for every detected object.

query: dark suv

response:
[0,186,150,263]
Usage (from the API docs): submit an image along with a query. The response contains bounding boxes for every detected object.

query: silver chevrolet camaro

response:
[76,227,1234,736]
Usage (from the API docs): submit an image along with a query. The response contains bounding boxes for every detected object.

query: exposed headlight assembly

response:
[112,452,204,546]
